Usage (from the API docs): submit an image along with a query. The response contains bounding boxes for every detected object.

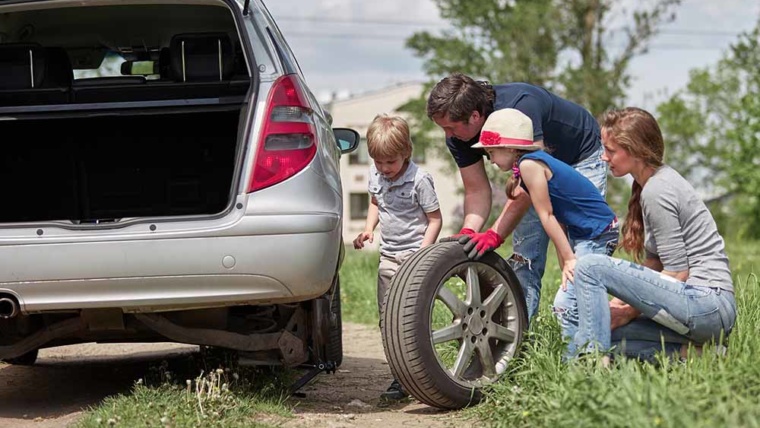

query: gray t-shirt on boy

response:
[368,161,439,255]
[641,165,733,292]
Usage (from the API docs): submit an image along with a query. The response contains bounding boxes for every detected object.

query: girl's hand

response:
[353,231,373,249]
[561,258,576,291]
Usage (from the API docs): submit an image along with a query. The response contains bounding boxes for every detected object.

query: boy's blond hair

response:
[366,114,413,160]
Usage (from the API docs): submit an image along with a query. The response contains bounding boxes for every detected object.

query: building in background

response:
[329,82,462,249]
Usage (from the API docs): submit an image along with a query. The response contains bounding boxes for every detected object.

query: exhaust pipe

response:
[0,296,19,319]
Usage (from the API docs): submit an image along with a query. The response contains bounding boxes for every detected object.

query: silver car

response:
[0,0,358,373]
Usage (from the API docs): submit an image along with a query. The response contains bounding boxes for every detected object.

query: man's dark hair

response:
[426,73,495,122]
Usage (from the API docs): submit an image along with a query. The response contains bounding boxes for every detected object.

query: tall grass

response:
[340,240,760,426]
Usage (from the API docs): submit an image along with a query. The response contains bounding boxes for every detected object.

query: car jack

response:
[289,360,337,397]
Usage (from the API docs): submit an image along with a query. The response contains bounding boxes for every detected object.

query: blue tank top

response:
[519,151,615,240]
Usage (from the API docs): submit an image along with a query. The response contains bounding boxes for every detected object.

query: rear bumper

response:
[0,213,341,313]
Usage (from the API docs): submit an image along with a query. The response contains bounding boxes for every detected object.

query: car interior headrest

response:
[0,43,47,89]
[169,33,234,82]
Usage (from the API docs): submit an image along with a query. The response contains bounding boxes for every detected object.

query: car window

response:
[72,50,160,80]
[72,51,125,79]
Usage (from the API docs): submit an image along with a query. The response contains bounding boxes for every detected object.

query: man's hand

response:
[609,299,638,330]
[439,227,477,244]
[462,229,504,260]
[353,231,373,249]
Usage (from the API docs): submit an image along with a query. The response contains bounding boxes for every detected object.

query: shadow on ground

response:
[0,346,197,419]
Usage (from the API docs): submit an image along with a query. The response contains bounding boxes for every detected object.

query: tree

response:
[657,21,760,238]
[556,0,680,115]
[399,0,682,224]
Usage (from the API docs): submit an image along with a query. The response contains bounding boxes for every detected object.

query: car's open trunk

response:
[0,107,241,224]
[0,0,252,225]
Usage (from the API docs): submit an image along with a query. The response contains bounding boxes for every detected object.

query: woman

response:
[571,107,736,362]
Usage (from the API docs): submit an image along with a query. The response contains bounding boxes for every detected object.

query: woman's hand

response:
[561,258,576,291]
[609,298,640,330]
[353,231,373,249]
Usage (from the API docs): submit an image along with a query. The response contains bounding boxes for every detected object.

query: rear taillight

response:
[248,74,317,192]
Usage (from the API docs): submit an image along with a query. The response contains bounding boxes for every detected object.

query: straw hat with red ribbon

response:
[472,108,541,151]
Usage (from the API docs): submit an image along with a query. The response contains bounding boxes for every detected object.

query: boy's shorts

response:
[377,249,416,316]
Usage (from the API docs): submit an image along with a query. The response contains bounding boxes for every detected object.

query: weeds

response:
[75,350,291,428]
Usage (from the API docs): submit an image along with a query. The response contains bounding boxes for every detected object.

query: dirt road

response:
[0,323,472,427]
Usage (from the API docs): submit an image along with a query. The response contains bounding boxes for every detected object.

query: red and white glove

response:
[462,229,504,260]
[439,227,477,244]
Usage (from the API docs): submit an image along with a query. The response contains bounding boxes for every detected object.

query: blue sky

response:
[267,0,760,109]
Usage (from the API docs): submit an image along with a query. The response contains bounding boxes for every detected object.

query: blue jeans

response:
[572,254,737,359]
[553,226,619,359]
[509,145,608,320]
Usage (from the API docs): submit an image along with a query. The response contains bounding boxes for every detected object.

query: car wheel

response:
[2,349,39,366]
[325,276,343,367]
[381,242,528,409]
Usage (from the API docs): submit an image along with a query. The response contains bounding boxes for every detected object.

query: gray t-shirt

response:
[641,165,733,291]
[368,161,440,255]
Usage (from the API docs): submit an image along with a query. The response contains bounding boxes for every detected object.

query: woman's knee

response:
[574,254,610,284]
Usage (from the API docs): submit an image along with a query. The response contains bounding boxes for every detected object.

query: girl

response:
[469,108,619,358]
[571,107,736,362]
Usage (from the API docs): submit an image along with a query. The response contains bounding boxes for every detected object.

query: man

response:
[427,72,606,320]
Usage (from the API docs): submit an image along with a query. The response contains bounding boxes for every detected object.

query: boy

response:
[353,114,442,400]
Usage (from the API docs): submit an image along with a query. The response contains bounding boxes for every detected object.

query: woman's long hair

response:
[598,107,664,262]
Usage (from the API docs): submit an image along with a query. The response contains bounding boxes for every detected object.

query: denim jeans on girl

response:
[509,145,608,321]
[572,254,736,359]
[552,225,619,359]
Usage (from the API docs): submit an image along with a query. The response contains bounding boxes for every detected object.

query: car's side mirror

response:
[334,128,360,154]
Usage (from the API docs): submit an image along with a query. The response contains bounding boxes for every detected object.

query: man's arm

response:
[459,159,491,231]
[490,186,532,238]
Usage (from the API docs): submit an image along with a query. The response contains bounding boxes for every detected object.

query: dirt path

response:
[283,323,470,428]
[0,323,472,428]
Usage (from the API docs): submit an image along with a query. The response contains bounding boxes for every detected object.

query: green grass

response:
[75,352,292,428]
[339,249,382,325]
[339,240,760,427]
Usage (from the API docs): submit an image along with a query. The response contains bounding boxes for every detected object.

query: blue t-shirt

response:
[446,83,601,168]
[519,151,614,240]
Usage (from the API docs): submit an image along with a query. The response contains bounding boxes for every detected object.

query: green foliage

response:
[406,0,560,86]
[555,0,681,115]
[657,21,760,238]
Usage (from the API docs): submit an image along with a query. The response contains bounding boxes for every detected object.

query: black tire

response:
[381,242,528,409]
[2,349,38,366]
[325,276,343,367]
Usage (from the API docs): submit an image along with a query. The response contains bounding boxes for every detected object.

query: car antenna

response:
[242,0,250,15]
